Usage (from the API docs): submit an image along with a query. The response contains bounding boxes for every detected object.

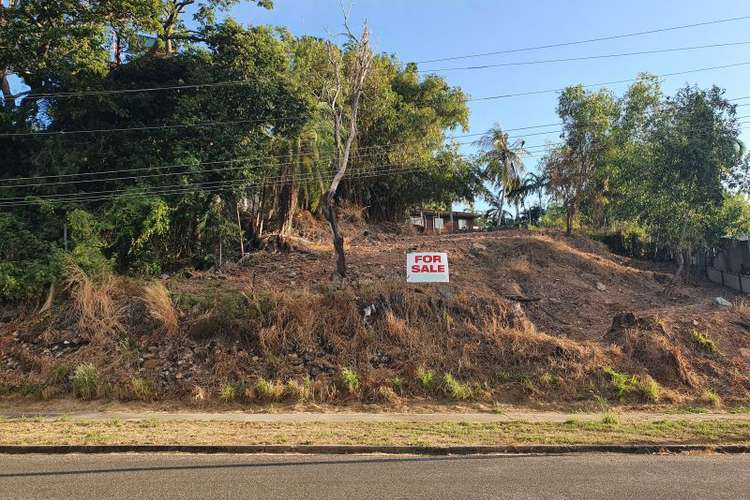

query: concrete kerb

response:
[0,444,748,455]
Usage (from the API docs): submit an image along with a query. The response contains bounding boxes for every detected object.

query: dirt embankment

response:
[1,218,749,408]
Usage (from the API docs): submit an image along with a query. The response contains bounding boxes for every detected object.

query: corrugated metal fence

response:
[707,266,750,294]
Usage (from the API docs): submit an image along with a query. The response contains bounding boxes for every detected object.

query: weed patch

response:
[72,363,98,401]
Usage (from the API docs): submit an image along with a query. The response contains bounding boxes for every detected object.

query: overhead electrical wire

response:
[467,61,750,102]
[422,41,750,73]
[4,63,748,139]
[5,114,749,189]
[414,15,750,64]
[0,163,443,207]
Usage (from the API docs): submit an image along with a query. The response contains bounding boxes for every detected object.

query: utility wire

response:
[423,41,750,73]
[414,15,750,64]
[6,114,749,189]
[468,61,750,102]
[4,62,747,139]
[0,164,439,207]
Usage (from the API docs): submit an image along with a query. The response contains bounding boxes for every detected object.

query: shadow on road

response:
[0,453,559,478]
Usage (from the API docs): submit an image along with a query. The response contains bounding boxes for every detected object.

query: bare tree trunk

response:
[324,21,372,279]
[565,202,574,236]
[322,192,346,276]
[277,140,299,247]
[236,202,244,258]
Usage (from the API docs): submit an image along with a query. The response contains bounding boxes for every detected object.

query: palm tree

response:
[524,172,548,210]
[484,190,512,227]
[476,126,526,222]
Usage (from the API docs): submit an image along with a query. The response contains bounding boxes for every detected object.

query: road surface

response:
[0,453,747,499]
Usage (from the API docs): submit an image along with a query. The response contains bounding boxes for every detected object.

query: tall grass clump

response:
[703,389,721,408]
[143,282,179,336]
[284,379,311,402]
[416,367,437,392]
[442,373,472,400]
[339,368,360,394]
[72,363,99,400]
[130,377,153,401]
[254,378,284,402]
[64,264,122,338]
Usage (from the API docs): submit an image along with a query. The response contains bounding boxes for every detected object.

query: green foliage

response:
[604,367,639,397]
[254,378,283,402]
[219,383,238,402]
[339,368,360,394]
[416,367,437,391]
[442,373,472,400]
[691,331,719,354]
[703,389,722,408]
[72,363,99,401]
[391,376,404,395]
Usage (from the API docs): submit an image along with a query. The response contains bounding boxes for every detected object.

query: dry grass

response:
[64,264,122,339]
[507,255,531,275]
[1,418,748,446]
[142,282,179,336]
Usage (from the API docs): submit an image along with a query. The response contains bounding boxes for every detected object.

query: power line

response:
[424,41,750,73]
[0,164,440,207]
[0,118,302,138]
[468,61,750,102]
[6,113,749,188]
[414,15,750,64]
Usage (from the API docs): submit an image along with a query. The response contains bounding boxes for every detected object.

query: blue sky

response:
[231,0,750,199]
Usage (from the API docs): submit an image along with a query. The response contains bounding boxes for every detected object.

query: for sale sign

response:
[406,252,449,283]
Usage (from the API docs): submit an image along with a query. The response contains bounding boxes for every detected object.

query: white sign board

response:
[407,252,449,283]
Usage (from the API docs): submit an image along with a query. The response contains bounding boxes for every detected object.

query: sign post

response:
[406,252,449,283]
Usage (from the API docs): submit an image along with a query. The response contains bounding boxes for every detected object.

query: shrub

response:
[339,368,360,394]
[638,376,661,403]
[416,367,436,391]
[143,282,179,336]
[691,331,718,354]
[255,378,284,402]
[72,363,99,400]
[377,385,399,404]
[442,373,472,400]
[130,377,153,401]
[192,385,208,402]
[391,376,404,395]
[604,367,638,398]
[284,379,311,402]
[219,383,238,402]
[601,411,620,425]
[703,389,721,408]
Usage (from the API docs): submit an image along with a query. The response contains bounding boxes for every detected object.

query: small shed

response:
[409,208,479,234]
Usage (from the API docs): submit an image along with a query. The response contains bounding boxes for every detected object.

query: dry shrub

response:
[507,255,531,275]
[605,313,698,388]
[383,310,415,346]
[192,385,208,402]
[64,264,122,339]
[732,298,750,319]
[142,282,179,336]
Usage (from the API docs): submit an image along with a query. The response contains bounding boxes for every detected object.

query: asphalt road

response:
[0,453,748,499]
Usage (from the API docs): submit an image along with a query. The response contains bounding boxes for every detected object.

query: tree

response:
[322,20,373,278]
[477,127,526,221]
[544,85,617,235]
[619,85,743,281]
